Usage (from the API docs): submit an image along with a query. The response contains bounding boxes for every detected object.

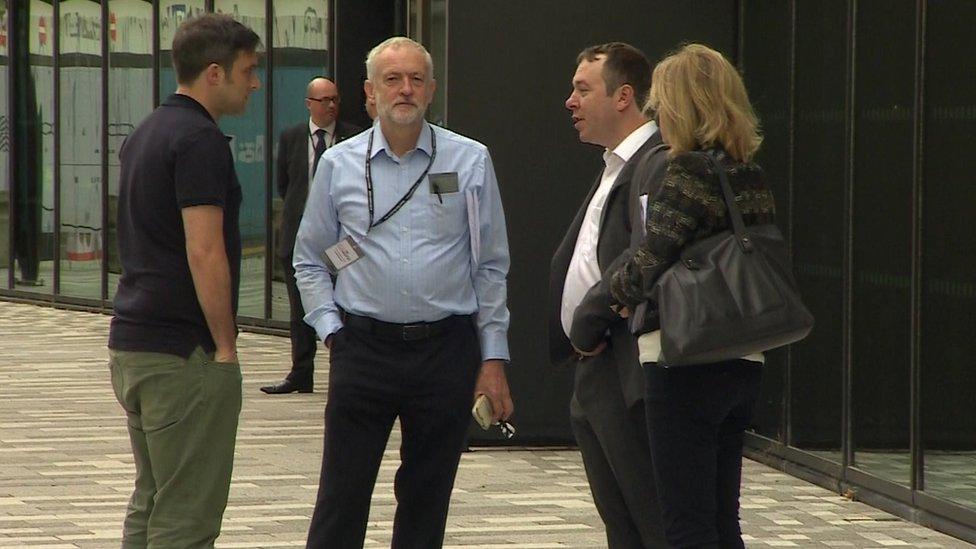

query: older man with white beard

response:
[293,36,515,549]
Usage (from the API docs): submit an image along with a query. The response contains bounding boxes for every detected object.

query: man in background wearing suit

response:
[261,77,362,394]
[548,43,668,548]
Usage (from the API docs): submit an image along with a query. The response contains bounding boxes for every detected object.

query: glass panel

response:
[270,1,329,322]
[740,0,791,443]
[13,0,55,292]
[921,0,976,511]
[158,1,205,99]
[0,4,9,288]
[107,1,153,299]
[58,0,103,299]
[215,0,266,319]
[850,0,914,486]
[788,0,846,462]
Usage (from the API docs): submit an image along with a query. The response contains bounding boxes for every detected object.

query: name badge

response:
[429,172,459,195]
[323,236,364,274]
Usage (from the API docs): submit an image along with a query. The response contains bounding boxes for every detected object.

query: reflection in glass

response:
[107,1,153,299]
[741,0,791,442]
[13,1,55,293]
[58,0,103,299]
[216,0,266,319]
[850,0,914,486]
[922,1,976,511]
[788,0,845,462]
[158,0,205,98]
[0,4,9,288]
[271,1,329,321]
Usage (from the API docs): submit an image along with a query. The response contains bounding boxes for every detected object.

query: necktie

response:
[312,128,327,176]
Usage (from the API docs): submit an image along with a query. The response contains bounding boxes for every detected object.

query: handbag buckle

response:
[683,259,699,270]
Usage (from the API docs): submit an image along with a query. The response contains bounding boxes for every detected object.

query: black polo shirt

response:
[109,94,242,358]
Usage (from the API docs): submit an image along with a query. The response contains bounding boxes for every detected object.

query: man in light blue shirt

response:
[295,36,514,548]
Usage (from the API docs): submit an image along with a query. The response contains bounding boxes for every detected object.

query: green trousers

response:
[109,346,242,549]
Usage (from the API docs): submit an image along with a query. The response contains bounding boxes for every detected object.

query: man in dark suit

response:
[261,77,362,394]
[549,43,669,548]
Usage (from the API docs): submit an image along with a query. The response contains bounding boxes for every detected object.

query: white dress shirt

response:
[561,121,657,337]
[307,119,337,181]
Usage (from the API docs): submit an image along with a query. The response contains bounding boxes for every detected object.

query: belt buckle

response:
[401,323,429,341]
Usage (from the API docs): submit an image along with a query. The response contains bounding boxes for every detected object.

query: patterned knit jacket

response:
[608,149,777,311]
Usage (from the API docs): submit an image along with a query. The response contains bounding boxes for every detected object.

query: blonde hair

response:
[646,43,762,162]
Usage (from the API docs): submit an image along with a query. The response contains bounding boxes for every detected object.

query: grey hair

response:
[365,36,434,81]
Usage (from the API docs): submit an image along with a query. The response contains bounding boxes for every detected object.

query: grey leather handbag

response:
[654,151,814,366]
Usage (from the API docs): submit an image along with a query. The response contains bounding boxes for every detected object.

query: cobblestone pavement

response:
[0,301,971,548]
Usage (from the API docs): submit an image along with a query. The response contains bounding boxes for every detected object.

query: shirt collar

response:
[370,120,433,160]
[309,118,337,136]
[602,120,658,166]
[163,93,216,124]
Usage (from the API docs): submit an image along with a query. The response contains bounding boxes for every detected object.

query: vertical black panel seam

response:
[331,0,339,82]
[152,1,159,108]
[442,0,449,125]
[841,0,857,473]
[101,0,110,304]
[329,0,336,78]
[785,0,798,447]
[264,0,273,321]
[52,0,61,296]
[910,0,926,496]
[735,0,744,68]
[7,0,16,290]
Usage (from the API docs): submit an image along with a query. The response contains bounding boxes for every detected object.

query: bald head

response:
[305,77,340,128]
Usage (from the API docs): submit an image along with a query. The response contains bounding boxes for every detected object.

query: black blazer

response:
[548,132,664,408]
[276,120,363,259]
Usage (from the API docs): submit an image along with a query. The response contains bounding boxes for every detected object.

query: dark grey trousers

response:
[571,350,669,548]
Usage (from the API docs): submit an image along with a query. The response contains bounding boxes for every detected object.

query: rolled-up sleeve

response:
[472,152,511,361]
[293,157,344,341]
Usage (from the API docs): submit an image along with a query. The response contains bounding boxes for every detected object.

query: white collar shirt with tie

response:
[307,119,337,181]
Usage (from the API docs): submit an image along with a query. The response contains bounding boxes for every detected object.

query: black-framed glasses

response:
[308,95,340,105]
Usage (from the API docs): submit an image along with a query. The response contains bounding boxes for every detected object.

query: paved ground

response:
[0,301,971,548]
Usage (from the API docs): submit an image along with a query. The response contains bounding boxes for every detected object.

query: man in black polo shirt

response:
[107,14,260,547]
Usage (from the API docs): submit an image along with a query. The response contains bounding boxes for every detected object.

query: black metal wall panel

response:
[333,0,397,130]
[446,1,737,442]
[740,0,792,444]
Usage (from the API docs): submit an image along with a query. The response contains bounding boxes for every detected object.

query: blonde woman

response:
[576,43,776,547]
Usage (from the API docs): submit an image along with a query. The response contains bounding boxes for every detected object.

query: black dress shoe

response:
[260,379,313,394]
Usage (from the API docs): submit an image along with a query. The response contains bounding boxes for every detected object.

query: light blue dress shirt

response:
[293,121,511,361]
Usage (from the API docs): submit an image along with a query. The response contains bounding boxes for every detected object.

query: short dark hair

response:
[576,42,651,107]
[172,14,261,85]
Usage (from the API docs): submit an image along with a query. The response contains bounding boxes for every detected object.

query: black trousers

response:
[570,350,667,549]
[305,315,481,549]
[643,359,762,549]
[282,255,318,385]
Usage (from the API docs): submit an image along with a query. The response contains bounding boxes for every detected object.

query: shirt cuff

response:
[480,329,510,363]
[305,309,344,342]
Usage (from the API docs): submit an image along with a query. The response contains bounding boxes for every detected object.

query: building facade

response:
[0,0,974,542]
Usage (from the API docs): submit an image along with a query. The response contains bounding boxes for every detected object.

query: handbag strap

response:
[699,150,754,253]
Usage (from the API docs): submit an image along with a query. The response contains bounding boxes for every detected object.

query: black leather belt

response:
[342,312,471,341]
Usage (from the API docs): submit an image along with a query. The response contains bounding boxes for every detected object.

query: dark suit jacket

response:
[548,132,664,409]
[276,120,362,259]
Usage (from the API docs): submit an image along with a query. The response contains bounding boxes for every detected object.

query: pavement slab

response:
[0,301,970,548]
